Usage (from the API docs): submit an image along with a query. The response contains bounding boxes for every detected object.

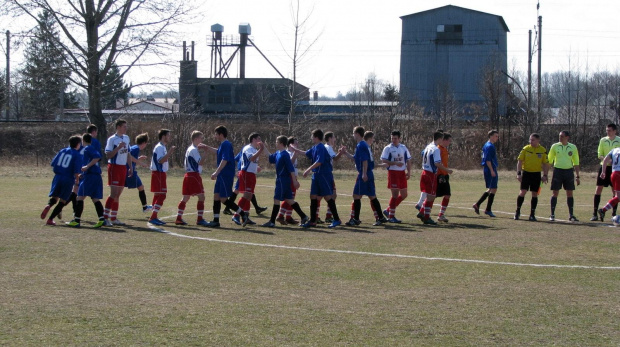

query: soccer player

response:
[345,127,388,226]
[125,133,152,213]
[66,124,102,218]
[597,146,620,222]
[40,135,82,226]
[380,130,411,223]
[262,135,309,227]
[231,133,267,226]
[66,133,105,228]
[222,151,268,216]
[591,123,620,221]
[317,131,345,223]
[299,129,342,228]
[418,131,451,225]
[473,130,499,217]
[103,119,132,226]
[175,131,210,226]
[514,133,549,221]
[276,136,303,225]
[548,131,580,222]
[203,125,248,227]
[436,133,453,222]
[148,129,176,226]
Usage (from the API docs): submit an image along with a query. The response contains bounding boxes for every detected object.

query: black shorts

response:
[520,171,541,192]
[550,168,575,191]
[436,174,451,197]
[596,165,612,187]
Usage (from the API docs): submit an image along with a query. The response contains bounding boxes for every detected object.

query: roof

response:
[119,100,179,112]
[400,5,509,32]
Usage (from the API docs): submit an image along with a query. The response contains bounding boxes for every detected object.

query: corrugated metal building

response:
[400,5,509,114]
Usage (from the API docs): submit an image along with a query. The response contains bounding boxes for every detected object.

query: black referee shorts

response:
[596,165,612,187]
[520,171,541,192]
[436,174,451,197]
[550,168,575,191]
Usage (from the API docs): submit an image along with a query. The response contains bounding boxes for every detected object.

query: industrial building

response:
[400,5,509,114]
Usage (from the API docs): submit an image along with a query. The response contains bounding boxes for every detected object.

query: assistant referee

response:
[548,131,580,221]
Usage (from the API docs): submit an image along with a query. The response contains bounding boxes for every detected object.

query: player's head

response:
[559,130,570,141]
[312,129,324,142]
[488,130,499,143]
[277,135,288,148]
[391,130,401,145]
[433,131,444,141]
[136,133,149,145]
[69,135,82,149]
[82,133,92,145]
[324,132,335,144]
[215,125,228,138]
[363,131,374,141]
[115,119,127,130]
[87,124,97,135]
[248,132,261,144]
[287,136,297,147]
[158,129,171,141]
[191,130,204,142]
[529,133,541,147]
[353,126,365,138]
[607,123,618,136]
[442,133,452,146]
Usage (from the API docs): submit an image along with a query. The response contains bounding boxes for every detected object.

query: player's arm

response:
[105,143,125,159]
[203,145,218,154]
[249,142,265,161]
[601,154,613,178]
[598,139,606,160]
[303,161,322,178]
[361,160,368,181]
[211,159,228,180]
[340,146,354,160]
[435,161,452,175]
[82,157,100,172]
[516,159,523,182]
[158,146,176,164]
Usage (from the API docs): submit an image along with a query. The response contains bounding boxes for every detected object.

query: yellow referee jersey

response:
[548,142,579,169]
[518,144,548,172]
[598,136,620,165]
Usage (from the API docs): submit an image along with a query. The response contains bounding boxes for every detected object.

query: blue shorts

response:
[353,174,376,197]
[484,167,498,189]
[310,173,334,197]
[124,171,143,189]
[274,178,293,201]
[78,173,103,199]
[214,174,234,198]
[234,175,240,191]
[49,175,74,202]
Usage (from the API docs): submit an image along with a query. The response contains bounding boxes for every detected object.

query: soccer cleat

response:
[111,219,126,226]
[143,205,153,212]
[66,220,81,228]
[382,209,390,218]
[472,204,480,215]
[514,211,520,220]
[196,219,209,227]
[327,220,342,228]
[255,206,268,214]
[377,217,388,223]
[549,215,555,221]
[437,215,449,223]
[93,220,105,228]
[324,217,334,223]
[484,210,496,218]
[204,221,220,227]
[222,209,233,215]
[148,218,165,226]
[597,209,606,222]
[569,215,579,222]
[276,216,288,225]
[299,216,310,226]
[423,218,437,225]
[388,217,402,223]
[57,211,63,220]
[316,218,324,224]
[528,215,537,222]
[345,218,361,226]
[300,221,316,228]
[40,205,51,220]
[104,219,114,227]
[590,214,599,221]
[416,211,424,221]
[245,218,256,225]
[262,221,276,228]
[45,219,56,226]
[241,214,249,227]
[373,219,383,226]
[231,215,242,225]
[286,217,299,224]
[175,219,188,225]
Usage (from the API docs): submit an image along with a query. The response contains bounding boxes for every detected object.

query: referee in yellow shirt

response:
[591,123,620,220]
[548,131,580,222]
[515,133,550,221]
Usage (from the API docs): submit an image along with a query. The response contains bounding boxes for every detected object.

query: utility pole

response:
[5,30,9,121]
[528,29,532,123]
[537,16,542,122]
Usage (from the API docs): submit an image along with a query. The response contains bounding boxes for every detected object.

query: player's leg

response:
[176,195,191,225]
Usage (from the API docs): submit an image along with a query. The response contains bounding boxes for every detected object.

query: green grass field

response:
[1,165,619,346]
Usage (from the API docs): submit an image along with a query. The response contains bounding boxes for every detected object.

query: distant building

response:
[400,5,509,114]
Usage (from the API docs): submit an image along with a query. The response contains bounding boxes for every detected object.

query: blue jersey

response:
[217,140,236,178]
[354,140,374,176]
[481,141,498,169]
[305,143,332,176]
[273,150,295,180]
[235,151,242,170]
[127,145,140,171]
[83,144,102,175]
[51,147,82,177]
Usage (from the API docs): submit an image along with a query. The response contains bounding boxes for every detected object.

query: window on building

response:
[436,24,463,45]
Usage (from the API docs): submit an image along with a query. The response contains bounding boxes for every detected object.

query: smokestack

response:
[191,41,195,61]
[239,23,251,79]
[313,91,318,101]
[182,41,186,61]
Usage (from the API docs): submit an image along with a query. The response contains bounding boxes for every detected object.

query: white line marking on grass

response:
[147,225,620,270]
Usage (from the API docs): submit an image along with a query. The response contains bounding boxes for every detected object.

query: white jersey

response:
[325,144,337,166]
[184,144,202,173]
[287,148,298,176]
[421,142,441,173]
[105,133,130,165]
[381,143,411,171]
[608,148,620,172]
[151,142,169,172]
[240,144,259,174]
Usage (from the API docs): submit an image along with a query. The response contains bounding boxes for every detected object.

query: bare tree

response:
[479,55,507,130]
[3,0,198,143]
